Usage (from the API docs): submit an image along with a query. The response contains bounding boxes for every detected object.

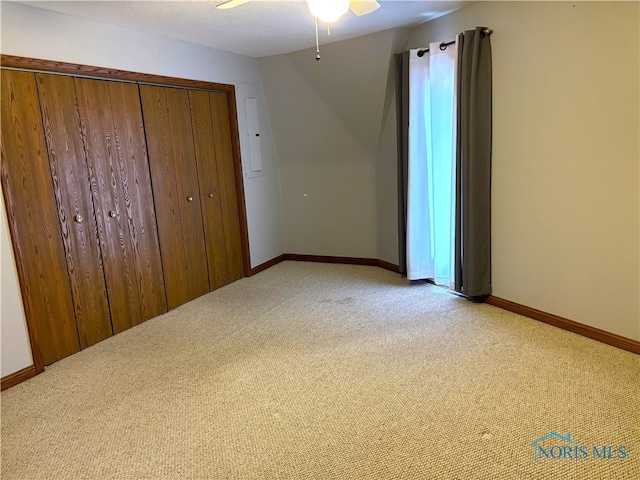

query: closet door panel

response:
[35,73,113,349]
[107,82,168,322]
[0,70,80,365]
[188,90,228,290]
[209,92,244,282]
[161,87,210,302]
[140,85,189,309]
[140,85,209,309]
[75,79,166,333]
[74,78,139,334]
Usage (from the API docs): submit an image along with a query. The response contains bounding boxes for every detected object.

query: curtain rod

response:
[417,40,454,57]
[417,27,493,57]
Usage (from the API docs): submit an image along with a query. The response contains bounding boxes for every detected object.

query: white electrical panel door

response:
[244,97,262,172]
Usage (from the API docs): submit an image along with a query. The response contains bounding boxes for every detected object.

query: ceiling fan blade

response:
[349,0,380,16]
[216,0,252,9]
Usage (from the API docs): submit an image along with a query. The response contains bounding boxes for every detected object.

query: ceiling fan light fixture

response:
[306,0,350,23]
[216,0,251,9]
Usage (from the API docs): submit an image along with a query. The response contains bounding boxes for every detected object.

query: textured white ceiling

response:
[16,1,469,57]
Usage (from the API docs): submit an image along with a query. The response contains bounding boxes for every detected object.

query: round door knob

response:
[74,214,83,223]
[187,196,193,202]
[208,193,214,198]
[108,210,117,218]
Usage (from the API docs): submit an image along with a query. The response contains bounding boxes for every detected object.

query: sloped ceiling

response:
[13,1,468,57]
[284,29,397,155]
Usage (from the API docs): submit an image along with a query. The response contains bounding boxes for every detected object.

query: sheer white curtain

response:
[406,42,458,287]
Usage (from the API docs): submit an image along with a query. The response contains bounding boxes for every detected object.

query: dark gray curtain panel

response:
[455,27,493,297]
[395,51,410,276]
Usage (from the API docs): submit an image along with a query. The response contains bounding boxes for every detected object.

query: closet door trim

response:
[1,55,235,93]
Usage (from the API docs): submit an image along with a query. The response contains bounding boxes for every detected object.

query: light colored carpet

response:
[1,261,639,479]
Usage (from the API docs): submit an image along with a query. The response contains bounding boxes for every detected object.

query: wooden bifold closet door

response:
[1,70,80,365]
[1,70,167,365]
[191,91,244,287]
[139,85,210,310]
[140,85,244,310]
[2,61,248,369]
[36,74,113,349]
[38,73,167,346]
[73,78,167,333]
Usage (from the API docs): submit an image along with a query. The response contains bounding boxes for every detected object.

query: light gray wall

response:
[261,1,639,341]
[0,183,33,377]
[408,1,640,340]
[0,2,284,376]
[259,29,405,260]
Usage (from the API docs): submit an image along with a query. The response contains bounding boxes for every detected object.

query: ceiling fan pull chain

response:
[315,16,321,61]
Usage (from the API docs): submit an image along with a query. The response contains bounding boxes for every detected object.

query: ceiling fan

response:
[217,0,381,60]
[216,0,381,23]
